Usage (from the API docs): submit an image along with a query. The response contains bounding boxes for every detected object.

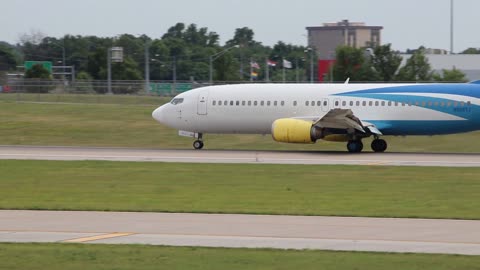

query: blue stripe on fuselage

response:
[333,84,480,135]
[366,120,474,135]
[338,83,480,99]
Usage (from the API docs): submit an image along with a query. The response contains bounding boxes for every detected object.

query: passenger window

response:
[460,101,465,107]
[350,101,353,106]
[281,101,285,106]
[422,102,426,107]
[311,101,315,106]
[342,101,346,106]
[415,101,419,106]
[428,101,432,107]
[369,101,373,106]
[236,101,239,106]
[248,101,251,106]
[323,101,328,106]
[440,102,445,107]
[230,101,234,106]
[261,101,264,106]
[224,100,228,105]
[387,101,391,106]
[267,101,271,106]
[362,101,366,106]
[170,98,184,105]
[395,102,398,106]
[375,101,379,106]
[467,101,471,106]
[213,100,216,106]
[335,101,339,106]
[242,101,246,106]
[293,101,297,106]
[447,102,452,107]
[381,101,385,106]
[317,101,321,106]
[274,101,278,106]
[434,102,439,107]
[356,101,360,106]
[254,101,258,106]
[305,101,309,106]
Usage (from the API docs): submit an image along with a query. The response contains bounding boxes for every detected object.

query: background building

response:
[307,20,383,59]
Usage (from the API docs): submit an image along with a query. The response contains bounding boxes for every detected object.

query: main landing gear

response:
[347,140,363,153]
[371,138,387,153]
[193,133,204,150]
[346,138,388,153]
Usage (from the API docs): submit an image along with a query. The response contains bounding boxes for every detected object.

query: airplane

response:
[152,81,480,153]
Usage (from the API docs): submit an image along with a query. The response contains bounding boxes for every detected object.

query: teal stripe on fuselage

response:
[366,120,475,135]
[334,84,480,135]
[340,93,475,120]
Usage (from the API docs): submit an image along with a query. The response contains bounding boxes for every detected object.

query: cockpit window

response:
[170,98,184,105]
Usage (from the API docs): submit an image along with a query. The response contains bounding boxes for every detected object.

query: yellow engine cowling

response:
[271,118,316,144]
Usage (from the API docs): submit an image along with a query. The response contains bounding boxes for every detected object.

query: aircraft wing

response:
[312,108,366,133]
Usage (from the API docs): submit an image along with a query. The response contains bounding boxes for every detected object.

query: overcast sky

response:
[1,0,479,52]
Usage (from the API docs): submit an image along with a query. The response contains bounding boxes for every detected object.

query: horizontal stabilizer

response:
[469,80,480,84]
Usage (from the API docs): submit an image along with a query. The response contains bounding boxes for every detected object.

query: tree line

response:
[0,22,477,87]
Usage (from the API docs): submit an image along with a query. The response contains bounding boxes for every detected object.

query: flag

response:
[267,60,277,67]
[251,71,258,78]
[250,61,260,69]
[283,59,292,69]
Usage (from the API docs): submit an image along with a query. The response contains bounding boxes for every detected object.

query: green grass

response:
[0,243,479,270]
[1,101,480,151]
[0,92,170,105]
[1,160,479,219]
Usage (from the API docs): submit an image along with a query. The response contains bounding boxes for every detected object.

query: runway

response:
[1,210,480,255]
[1,145,480,167]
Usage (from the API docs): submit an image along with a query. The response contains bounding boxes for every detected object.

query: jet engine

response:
[271,118,321,144]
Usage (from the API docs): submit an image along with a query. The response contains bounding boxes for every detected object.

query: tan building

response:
[307,20,383,59]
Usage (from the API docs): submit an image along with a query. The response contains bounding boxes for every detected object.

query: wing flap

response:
[313,109,365,133]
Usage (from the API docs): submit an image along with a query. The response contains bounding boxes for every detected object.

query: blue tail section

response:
[469,80,480,84]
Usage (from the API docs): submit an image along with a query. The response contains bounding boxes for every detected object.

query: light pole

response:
[305,47,315,83]
[209,45,239,84]
[48,40,66,80]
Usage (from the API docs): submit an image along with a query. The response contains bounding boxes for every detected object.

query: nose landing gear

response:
[193,133,204,150]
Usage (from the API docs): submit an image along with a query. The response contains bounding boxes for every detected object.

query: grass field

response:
[0,92,170,105]
[1,101,480,152]
[1,160,479,219]
[1,243,479,270]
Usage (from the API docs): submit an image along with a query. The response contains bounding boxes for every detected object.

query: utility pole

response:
[145,41,150,94]
[107,48,112,94]
[450,0,454,54]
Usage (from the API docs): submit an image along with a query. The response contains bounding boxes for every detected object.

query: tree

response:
[371,44,402,82]
[0,42,19,70]
[331,46,380,82]
[24,64,50,79]
[433,67,468,82]
[226,27,258,47]
[395,47,432,82]
[213,52,238,81]
[460,48,480,54]
[24,64,52,93]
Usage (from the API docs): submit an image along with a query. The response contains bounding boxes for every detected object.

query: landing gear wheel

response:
[347,140,363,153]
[371,139,387,152]
[193,140,204,150]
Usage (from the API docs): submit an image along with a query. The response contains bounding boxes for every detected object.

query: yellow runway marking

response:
[366,161,390,166]
[63,232,134,243]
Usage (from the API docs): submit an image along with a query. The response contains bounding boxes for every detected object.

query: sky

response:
[1,0,479,52]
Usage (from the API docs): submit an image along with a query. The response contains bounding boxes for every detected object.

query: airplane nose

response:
[152,105,167,124]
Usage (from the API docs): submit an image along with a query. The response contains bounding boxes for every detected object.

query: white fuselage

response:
[153,83,480,136]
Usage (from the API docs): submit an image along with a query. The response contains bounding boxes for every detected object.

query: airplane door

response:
[321,98,329,112]
[197,90,209,115]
